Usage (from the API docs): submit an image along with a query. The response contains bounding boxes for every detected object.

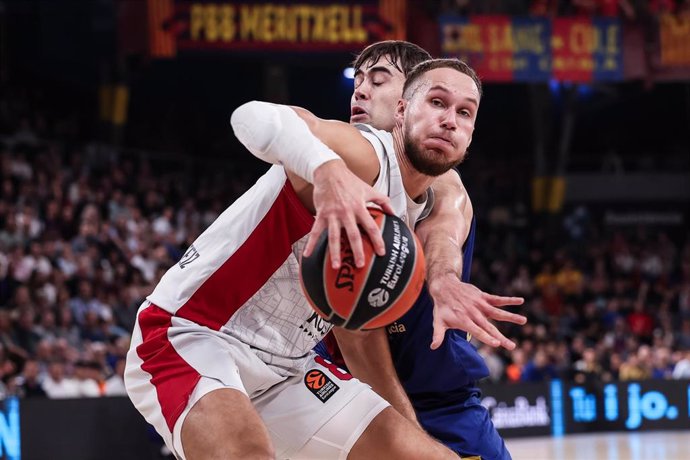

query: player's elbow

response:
[230,101,282,155]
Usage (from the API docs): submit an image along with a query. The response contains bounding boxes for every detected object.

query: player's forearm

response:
[415,171,472,283]
[332,328,420,426]
[230,101,342,183]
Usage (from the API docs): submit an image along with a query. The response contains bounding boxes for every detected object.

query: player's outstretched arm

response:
[230,101,394,268]
[415,170,527,350]
[332,327,421,427]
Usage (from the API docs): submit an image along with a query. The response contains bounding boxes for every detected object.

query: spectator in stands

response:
[73,360,102,397]
[521,349,559,382]
[651,346,674,379]
[573,347,603,384]
[506,348,526,383]
[43,360,80,399]
[627,300,655,339]
[104,358,127,396]
[618,353,650,381]
[555,259,584,300]
[479,345,506,383]
[672,350,690,379]
[602,352,623,382]
[535,262,564,316]
[676,318,690,349]
[15,359,46,398]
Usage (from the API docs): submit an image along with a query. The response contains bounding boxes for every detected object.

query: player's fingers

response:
[430,324,449,350]
[484,294,525,307]
[327,217,342,269]
[462,321,501,348]
[368,192,394,216]
[343,217,365,268]
[357,208,385,256]
[469,308,506,348]
[500,337,517,351]
[486,307,528,325]
[303,220,326,257]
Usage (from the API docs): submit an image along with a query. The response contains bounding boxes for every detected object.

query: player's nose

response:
[440,109,457,130]
[354,82,369,101]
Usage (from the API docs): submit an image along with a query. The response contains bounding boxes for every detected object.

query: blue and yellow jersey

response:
[385,218,490,402]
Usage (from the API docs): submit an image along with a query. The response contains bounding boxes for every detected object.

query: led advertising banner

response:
[479,380,690,437]
[148,0,406,57]
[0,398,19,460]
[440,16,622,82]
[479,382,553,437]
[560,380,690,433]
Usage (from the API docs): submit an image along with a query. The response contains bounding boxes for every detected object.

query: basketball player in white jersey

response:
[126,59,482,459]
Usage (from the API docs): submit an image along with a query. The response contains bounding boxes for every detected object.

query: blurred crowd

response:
[472,206,690,384]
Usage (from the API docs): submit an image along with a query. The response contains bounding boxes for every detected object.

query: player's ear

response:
[394,99,406,125]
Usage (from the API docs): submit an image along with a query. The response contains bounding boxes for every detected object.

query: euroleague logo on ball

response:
[367,288,390,308]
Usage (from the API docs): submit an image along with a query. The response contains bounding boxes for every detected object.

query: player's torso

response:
[386,218,490,398]
[148,133,414,374]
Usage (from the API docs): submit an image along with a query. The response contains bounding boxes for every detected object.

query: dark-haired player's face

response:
[350,56,405,132]
[399,67,479,176]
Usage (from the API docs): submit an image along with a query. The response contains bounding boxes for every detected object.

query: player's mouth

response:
[350,106,369,123]
[427,135,454,148]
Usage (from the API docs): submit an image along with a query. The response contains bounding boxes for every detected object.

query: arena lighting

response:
[548,79,560,93]
[343,67,355,79]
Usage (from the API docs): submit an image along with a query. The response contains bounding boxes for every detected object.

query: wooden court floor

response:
[505,431,690,460]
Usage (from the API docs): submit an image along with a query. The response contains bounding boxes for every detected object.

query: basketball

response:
[299,208,426,330]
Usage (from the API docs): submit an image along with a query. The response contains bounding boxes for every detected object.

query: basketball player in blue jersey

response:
[316,41,522,460]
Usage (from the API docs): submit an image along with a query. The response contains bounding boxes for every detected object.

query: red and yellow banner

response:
[441,15,622,82]
[148,0,405,57]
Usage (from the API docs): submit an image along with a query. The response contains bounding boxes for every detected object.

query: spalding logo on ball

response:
[299,208,426,330]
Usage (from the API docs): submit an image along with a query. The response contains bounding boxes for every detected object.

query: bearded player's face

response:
[397,67,479,177]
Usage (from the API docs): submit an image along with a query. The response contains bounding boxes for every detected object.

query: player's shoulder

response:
[353,123,394,157]
[353,123,392,140]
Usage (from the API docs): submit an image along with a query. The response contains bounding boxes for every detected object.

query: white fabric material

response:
[126,317,387,460]
[43,377,80,399]
[231,101,341,183]
[290,389,390,460]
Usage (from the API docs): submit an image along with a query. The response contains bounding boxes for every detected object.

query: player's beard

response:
[403,122,466,177]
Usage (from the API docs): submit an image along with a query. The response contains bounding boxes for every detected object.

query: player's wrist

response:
[426,269,459,293]
[310,157,345,184]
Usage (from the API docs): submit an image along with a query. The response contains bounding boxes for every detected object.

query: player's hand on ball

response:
[304,160,394,269]
[428,274,526,350]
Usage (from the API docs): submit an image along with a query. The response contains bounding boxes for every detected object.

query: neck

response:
[392,124,435,202]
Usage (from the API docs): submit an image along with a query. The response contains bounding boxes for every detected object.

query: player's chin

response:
[350,114,370,124]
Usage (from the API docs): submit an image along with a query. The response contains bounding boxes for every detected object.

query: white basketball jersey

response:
[147,125,431,376]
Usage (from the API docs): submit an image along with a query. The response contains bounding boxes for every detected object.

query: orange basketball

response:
[299,208,425,330]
